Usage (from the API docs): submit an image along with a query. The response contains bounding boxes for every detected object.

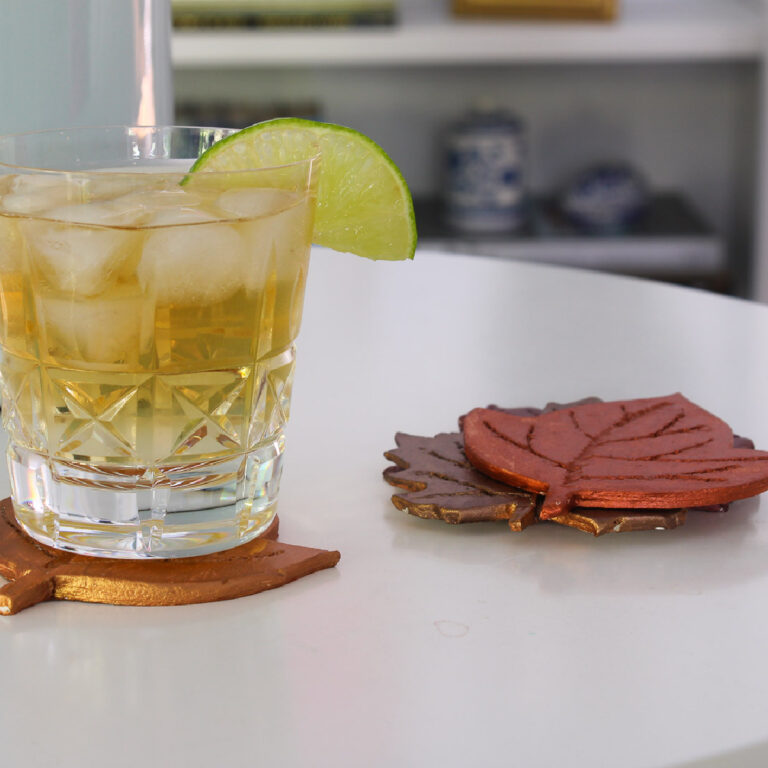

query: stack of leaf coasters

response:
[383,394,768,536]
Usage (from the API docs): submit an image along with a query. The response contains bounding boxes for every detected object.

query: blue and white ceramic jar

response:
[443,103,526,233]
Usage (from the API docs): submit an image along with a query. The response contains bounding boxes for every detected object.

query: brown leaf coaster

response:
[384,432,538,529]
[0,498,340,615]
[384,396,761,536]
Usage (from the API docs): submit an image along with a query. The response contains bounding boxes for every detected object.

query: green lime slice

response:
[189,118,416,261]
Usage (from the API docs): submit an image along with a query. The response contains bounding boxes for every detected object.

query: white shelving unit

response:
[172,0,763,67]
[414,195,726,288]
[171,0,768,298]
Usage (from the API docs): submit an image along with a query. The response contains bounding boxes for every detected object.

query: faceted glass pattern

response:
[5,347,296,556]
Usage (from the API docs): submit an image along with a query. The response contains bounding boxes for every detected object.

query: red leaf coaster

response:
[462,394,768,520]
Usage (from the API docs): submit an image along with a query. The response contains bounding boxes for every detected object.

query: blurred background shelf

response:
[172,0,762,67]
[172,0,766,297]
[415,194,728,291]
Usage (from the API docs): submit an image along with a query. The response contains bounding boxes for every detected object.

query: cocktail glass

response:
[0,125,319,558]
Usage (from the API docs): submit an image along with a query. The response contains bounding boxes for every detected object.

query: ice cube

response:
[113,187,204,214]
[38,284,150,365]
[1,174,85,214]
[240,197,313,290]
[139,222,245,306]
[82,175,150,202]
[11,174,71,194]
[216,188,296,220]
[0,215,21,271]
[149,207,219,227]
[21,206,141,297]
[46,201,144,227]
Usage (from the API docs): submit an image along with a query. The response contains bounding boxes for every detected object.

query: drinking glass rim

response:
[0,124,322,175]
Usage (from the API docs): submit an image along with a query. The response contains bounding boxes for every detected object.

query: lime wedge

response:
[189,118,416,261]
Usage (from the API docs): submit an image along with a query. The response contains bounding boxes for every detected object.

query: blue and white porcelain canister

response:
[444,102,526,233]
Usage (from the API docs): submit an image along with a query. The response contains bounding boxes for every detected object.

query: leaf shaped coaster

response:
[384,400,754,536]
[462,393,768,520]
[384,432,537,529]
[0,498,340,615]
[384,430,689,535]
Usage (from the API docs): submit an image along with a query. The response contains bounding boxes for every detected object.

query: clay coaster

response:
[0,498,339,615]
[384,432,538,529]
[384,397,757,536]
[463,393,768,520]
[384,431,689,535]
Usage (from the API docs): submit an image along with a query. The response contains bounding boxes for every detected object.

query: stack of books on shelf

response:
[172,0,397,28]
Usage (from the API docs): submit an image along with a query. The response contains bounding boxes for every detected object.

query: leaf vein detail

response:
[564,401,670,483]
[600,424,707,445]
[591,437,716,461]
[411,469,522,498]
[426,448,472,470]
[569,409,594,440]
[482,420,567,469]
[580,464,742,482]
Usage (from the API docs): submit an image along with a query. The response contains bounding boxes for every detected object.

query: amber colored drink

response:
[0,126,317,558]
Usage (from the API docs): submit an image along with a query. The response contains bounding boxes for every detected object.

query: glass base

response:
[7,437,284,559]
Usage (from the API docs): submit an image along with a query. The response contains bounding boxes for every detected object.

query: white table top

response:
[2,249,768,768]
